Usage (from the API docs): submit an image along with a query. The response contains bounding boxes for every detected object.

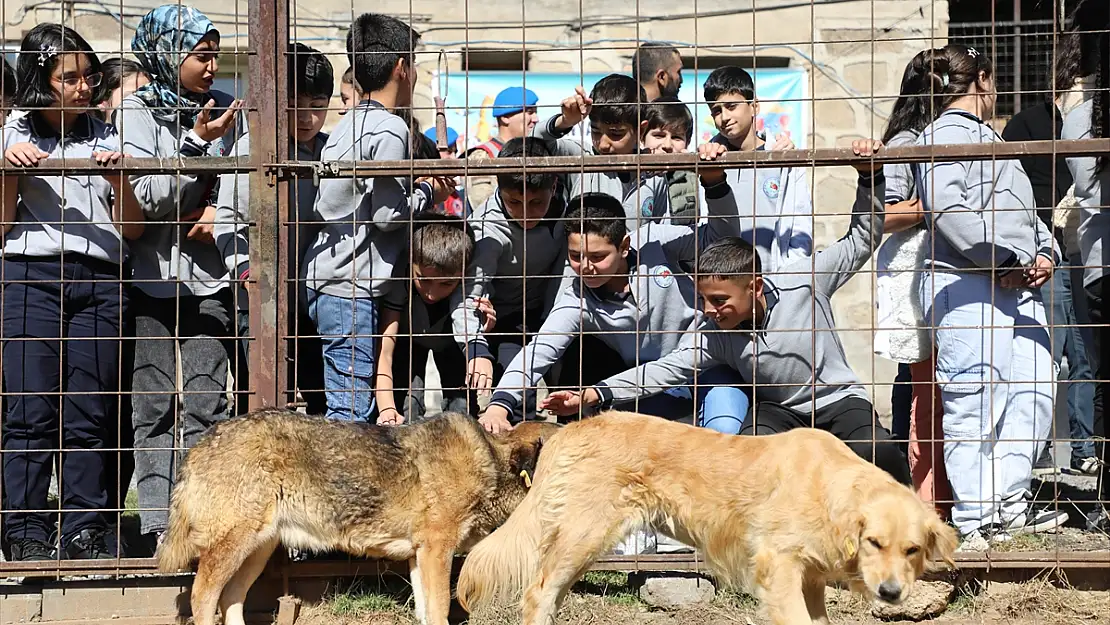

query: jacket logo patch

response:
[641,197,655,217]
[651,266,675,289]
[762,176,781,199]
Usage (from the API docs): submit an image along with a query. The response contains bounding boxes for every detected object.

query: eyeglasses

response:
[53,72,103,90]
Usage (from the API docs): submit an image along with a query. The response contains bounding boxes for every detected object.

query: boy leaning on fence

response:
[300,12,455,422]
[374,214,497,424]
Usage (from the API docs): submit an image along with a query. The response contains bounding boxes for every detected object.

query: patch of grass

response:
[946,583,982,616]
[993,532,1054,553]
[577,571,645,606]
[123,489,139,519]
[323,580,411,618]
[330,591,403,616]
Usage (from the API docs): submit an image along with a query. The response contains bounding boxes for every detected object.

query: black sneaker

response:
[1032,446,1059,476]
[63,528,118,560]
[9,537,56,561]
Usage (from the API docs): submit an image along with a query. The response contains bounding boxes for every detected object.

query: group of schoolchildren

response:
[1,0,1108,566]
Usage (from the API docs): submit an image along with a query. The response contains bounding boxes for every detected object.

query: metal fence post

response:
[247,0,290,410]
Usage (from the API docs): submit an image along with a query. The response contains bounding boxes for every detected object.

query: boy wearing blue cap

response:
[463,86,539,207]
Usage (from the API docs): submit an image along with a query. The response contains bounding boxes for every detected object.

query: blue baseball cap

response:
[424,126,460,147]
[492,86,539,118]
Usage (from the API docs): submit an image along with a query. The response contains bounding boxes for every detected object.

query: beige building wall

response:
[4,0,951,416]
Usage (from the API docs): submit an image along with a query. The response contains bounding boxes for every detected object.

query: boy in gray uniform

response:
[300,13,452,421]
[549,139,910,484]
[478,144,750,436]
[532,74,670,231]
[704,66,814,272]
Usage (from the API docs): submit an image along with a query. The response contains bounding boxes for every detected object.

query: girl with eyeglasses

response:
[0,22,143,562]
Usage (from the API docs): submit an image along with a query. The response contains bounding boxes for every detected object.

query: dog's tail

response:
[456,471,547,612]
[155,474,199,573]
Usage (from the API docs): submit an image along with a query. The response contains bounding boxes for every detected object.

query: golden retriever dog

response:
[156,408,559,625]
[456,410,957,625]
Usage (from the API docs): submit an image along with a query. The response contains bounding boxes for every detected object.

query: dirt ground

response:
[290,572,1110,625]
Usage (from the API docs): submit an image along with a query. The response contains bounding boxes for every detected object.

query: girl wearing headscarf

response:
[113,3,243,554]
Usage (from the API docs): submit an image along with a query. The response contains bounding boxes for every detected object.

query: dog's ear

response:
[509,438,543,480]
[925,514,958,569]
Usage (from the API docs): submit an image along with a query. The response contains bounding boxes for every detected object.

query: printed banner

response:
[436,68,809,152]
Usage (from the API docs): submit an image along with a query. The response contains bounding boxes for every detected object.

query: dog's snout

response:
[877,581,902,603]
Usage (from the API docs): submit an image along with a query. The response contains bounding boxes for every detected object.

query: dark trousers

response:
[235,307,326,417]
[130,289,233,536]
[890,362,912,457]
[1084,278,1109,510]
[739,396,912,485]
[1,255,126,545]
[390,336,475,421]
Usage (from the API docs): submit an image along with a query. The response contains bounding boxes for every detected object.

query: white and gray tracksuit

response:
[914,108,1057,536]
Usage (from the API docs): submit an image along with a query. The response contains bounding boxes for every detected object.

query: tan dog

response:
[456,410,957,625]
[156,408,559,625]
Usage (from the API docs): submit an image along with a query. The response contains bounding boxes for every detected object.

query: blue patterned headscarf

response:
[130,4,218,123]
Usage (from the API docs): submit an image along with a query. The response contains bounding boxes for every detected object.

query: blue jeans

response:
[614,366,750,434]
[307,290,377,421]
[1041,258,1096,460]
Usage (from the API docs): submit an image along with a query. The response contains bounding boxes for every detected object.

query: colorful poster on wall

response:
[436,68,808,152]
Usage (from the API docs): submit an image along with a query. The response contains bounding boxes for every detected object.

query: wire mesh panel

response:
[0,0,1106,604]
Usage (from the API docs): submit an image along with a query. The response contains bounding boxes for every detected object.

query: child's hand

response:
[540,388,599,417]
[1023,254,1055,288]
[850,138,883,173]
[193,98,243,143]
[769,131,795,151]
[467,357,494,394]
[697,142,730,185]
[93,151,129,185]
[540,390,583,416]
[419,175,457,204]
[476,296,497,333]
[556,86,592,130]
[187,205,217,243]
[377,406,405,426]
[478,406,513,435]
[5,143,50,167]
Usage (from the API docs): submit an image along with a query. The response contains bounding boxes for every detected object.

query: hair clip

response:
[966,46,980,58]
[940,73,949,88]
[37,43,57,67]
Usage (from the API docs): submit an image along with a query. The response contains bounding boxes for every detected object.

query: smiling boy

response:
[705,66,813,272]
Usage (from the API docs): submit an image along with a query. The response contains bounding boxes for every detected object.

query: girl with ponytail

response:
[914,44,1066,548]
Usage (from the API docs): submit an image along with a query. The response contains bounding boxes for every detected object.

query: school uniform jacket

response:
[532,116,670,231]
[913,108,1056,273]
[115,91,240,297]
[301,100,434,299]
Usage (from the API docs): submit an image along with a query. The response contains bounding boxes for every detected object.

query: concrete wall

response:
[3,0,951,416]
